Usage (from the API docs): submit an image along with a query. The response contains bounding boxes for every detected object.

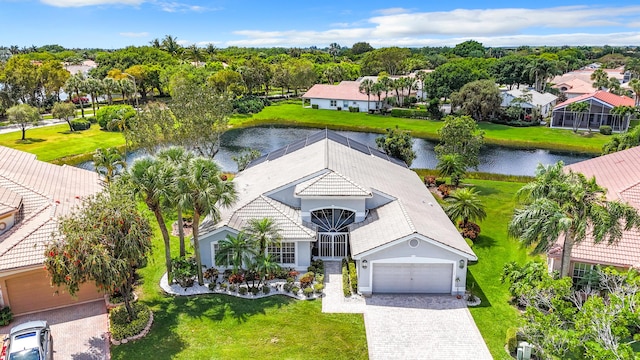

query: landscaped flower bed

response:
[109,302,153,345]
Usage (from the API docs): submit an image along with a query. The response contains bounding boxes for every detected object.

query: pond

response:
[76,126,594,176]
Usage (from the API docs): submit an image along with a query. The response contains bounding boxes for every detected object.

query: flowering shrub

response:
[459,221,481,241]
[299,272,315,288]
[71,97,89,104]
[228,273,245,284]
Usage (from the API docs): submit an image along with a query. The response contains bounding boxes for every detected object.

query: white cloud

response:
[41,0,142,6]
[119,31,149,37]
[156,1,214,12]
[374,7,410,15]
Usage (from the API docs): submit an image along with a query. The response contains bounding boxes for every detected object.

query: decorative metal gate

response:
[311,209,354,259]
[317,232,348,258]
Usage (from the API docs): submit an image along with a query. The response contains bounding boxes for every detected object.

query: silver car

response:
[6,321,52,360]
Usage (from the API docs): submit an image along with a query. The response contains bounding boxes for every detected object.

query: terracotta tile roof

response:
[295,171,372,197]
[551,78,594,95]
[302,81,390,102]
[549,147,640,268]
[0,146,102,272]
[554,90,635,109]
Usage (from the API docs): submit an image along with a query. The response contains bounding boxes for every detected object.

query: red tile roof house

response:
[547,146,640,283]
[302,81,390,113]
[0,147,104,315]
[550,91,636,132]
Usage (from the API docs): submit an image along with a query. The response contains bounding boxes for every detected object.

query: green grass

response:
[230,102,610,154]
[111,209,367,360]
[0,124,125,163]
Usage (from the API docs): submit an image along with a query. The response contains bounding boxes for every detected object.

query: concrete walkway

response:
[322,261,493,360]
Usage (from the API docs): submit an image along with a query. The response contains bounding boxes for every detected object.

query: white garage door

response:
[372,263,453,294]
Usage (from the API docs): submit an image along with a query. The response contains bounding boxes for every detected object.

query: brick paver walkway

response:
[0,300,109,360]
[322,261,493,360]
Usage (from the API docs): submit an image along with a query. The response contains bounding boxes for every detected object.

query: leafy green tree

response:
[215,231,256,274]
[127,157,176,283]
[182,157,237,285]
[232,149,261,172]
[423,58,494,100]
[7,103,40,140]
[451,40,485,58]
[451,79,502,121]
[51,101,77,132]
[602,121,640,154]
[93,147,126,184]
[207,68,244,95]
[124,102,177,153]
[350,42,373,56]
[38,59,70,101]
[434,115,485,169]
[524,56,560,92]
[44,184,152,320]
[508,161,640,278]
[444,187,487,228]
[436,153,466,186]
[375,126,416,167]
[0,55,39,105]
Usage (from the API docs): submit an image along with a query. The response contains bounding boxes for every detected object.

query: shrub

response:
[459,221,481,240]
[348,259,358,293]
[292,286,300,294]
[299,272,315,288]
[316,274,325,283]
[288,270,300,278]
[438,184,450,198]
[262,286,270,294]
[286,277,295,284]
[71,119,91,131]
[233,95,270,114]
[283,283,293,293]
[96,105,135,131]
[171,257,198,288]
[229,284,237,292]
[311,104,319,109]
[203,267,219,282]
[311,258,324,273]
[599,125,612,135]
[207,283,217,291]
[342,258,351,297]
[71,97,89,105]
[307,265,317,274]
[238,286,248,295]
[424,176,436,187]
[220,283,228,290]
[86,116,97,124]
[348,106,360,112]
[303,287,314,297]
[250,287,260,295]
[434,179,446,187]
[506,327,518,354]
[314,283,325,294]
[0,306,12,326]
[109,303,151,341]
[228,273,245,284]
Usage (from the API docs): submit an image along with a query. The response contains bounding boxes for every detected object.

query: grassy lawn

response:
[0,124,124,163]
[111,211,367,360]
[230,102,610,154]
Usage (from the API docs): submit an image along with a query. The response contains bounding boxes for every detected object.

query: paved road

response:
[0,118,67,134]
[322,261,493,360]
[0,300,109,360]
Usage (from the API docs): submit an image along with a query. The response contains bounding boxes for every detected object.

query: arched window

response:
[311,208,354,233]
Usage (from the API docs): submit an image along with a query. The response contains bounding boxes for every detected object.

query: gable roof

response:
[0,146,102,272]
[295,171,372,197]
[502,88,558,107]
[302,81,389,102]
[548,146,640,268]
[554,90,635,110]
[201,130,476,260]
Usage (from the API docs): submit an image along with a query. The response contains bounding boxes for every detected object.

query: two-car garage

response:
[371,262,454,294]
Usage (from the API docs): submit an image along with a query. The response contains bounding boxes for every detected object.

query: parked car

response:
[4,321,52,360]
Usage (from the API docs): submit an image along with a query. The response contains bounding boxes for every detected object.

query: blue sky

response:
[1,0,640,49]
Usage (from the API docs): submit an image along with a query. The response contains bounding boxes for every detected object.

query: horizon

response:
[1,1,640,49]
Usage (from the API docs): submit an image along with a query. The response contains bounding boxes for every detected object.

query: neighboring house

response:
[302,81,387,112]
[548,146,640,283]
[500,88,558,118]
[551,67,627,98]
[198,130,477,295]
[0,147,104,316]
[63,60,97,76]
[550,91,635,132]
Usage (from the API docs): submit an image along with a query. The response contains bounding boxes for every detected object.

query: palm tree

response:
[102,77,118,105]
[93,147,126,184]
[372,82,384,110]
[590,68,609,90]
[628,78,640,106]
[525,57,560,92]
[610,105,636,132]
[84,77,103,115]
[328,43,341,61]
[567,101,590,133]
[414,70,428,101]
[127,158,176,282]
[358,79,374,112]
[378,75,393,105]
[252,254,281,289]
[161,34,182,56]
[444,187,487,228]
[64,72,86,117]
[157,147,194,258]
[436,153,466,187]
[508,161,640,278]
[118,78,135,105]
[245,218,282,255]
[215,231,256,274]
[183,157,237,285]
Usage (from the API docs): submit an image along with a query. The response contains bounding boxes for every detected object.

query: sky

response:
[1,0,640,49]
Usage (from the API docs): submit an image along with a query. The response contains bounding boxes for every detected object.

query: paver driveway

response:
[0,300,109,360]
[322,261,492,360]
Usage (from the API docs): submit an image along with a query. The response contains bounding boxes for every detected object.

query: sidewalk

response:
[0,118,67,134]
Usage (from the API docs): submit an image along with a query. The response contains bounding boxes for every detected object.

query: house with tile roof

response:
[198,130,477,295]
[500,88,558,118]
[302,81,387,112]
[551,67,627,99]
[547,146,640,282]
[0,147,104,315]
[550,91,636,132]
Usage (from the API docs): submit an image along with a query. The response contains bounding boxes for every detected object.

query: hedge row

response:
[341,258,351,297]
[348,258,358,294]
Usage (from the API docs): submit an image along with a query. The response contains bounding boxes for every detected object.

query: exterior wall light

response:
[362,260,368,269]
[459,259,465,269]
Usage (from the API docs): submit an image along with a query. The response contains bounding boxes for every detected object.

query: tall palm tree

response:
[215,231,256,274]
[84,77,103,115]
[567,101,590,132]
[161,34,182,56]
[245,218,282,255]
[628,78,640,106]
[358,79,374,112]
[610,105,636,132]
[118,78,135,105]
[378,75,393,104]
[93,147,126,184]
[444,187,487,228]
[64,72,86,117]
[127,158,176,282]
[590,68,609,90]
[183,157,237,285]
[102,77,118,105]
[414,70,428,101]
[157,146,194,257]
[508,162,640,278]
[436,153,466,187]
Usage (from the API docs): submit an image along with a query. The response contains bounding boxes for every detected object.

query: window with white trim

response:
[343,101,349,107]
[572,262,595,288]
[267,242,295,264]
[330,100,337,107]
[213,243,233,266]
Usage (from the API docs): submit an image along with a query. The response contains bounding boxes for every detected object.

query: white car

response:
[5,321,52,360]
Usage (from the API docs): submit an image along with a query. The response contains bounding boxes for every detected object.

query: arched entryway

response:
[311,208,354,259]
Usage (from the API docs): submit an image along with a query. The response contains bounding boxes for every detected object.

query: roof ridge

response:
[395,199,416,233]
[0,204,53,258]
[259,196,315,237]
[330,170,371,194]
[0,173,52,203]
[296,170,371,196]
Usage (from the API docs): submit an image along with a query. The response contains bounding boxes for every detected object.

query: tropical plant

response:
[567,101,590,133]
[216,231,256,274]
[436,153,466,187]
[375,126,416,166]
[508,161,640,277]
[102,77,118,105]
[64,72,86,117]
[609,105,635,133]
[590,68,609,90]
[93,147,126,184]
[628,78,640,106]
[358,78,374,112]
[245,217,282,255]
[232,148,261,172]
[444,187,487,229]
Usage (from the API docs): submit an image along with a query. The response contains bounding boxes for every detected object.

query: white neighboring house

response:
[197,130,477,295]
[302,81,384,112]
[500,88,558,118]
